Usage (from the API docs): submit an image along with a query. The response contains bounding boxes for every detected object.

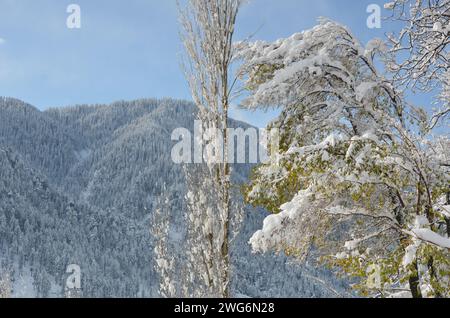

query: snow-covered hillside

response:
[0,97,348,297]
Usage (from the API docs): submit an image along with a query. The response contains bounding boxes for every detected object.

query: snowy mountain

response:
[0,97,348,297]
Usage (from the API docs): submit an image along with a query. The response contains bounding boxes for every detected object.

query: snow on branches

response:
[385,0,450,128]
[151,194,177,298]
[238,19,450,297]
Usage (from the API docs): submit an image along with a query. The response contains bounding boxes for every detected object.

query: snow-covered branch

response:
[385,0,450,128]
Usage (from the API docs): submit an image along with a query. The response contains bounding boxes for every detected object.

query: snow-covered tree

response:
[0,271,11,298]
[151,192,177,298]
[385,0,450,129]
[238,19,450,298]
[179,0,242,298]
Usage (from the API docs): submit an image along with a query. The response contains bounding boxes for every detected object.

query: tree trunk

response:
[446,189,450,237]
[428,258,442,298]
[409,262,422,298]
[445,217,450,238]
[220,95,231,299]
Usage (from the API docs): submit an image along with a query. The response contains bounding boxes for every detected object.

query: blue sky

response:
[0,0,407,127]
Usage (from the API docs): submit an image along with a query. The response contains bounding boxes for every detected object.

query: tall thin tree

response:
[179,0,242,298]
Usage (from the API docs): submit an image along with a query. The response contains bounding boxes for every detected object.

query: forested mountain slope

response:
[0,97,348,297]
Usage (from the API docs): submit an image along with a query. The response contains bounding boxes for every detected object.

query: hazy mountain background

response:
[0,96,349,297]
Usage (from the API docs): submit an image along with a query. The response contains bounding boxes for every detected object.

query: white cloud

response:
[0,38,5,45]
